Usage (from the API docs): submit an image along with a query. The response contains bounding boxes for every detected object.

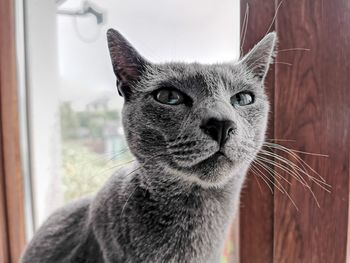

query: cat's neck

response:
[134,162,247,211]
[128,163,246,261]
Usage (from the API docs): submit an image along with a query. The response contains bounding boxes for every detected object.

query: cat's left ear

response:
[239,32,277,82]
[107,29,150,98]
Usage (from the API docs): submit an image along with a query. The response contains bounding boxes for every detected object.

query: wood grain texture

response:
[239,1,276,263]
[0,0,27,261]
[274,0,350,262]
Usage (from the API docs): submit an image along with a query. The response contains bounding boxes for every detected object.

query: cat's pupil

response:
[167,91,179,103]
[231,92,254,106]
[155,89,183,105]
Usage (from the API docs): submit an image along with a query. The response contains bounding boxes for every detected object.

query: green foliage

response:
[60,102,121,140]
[60,102,79,140]
[60,101,128,202]
[62,141,132,203]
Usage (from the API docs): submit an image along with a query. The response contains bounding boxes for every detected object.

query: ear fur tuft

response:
[107,29,149,98]
[240,32,277,82]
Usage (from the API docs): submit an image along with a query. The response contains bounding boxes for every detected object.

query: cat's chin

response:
[165,151,247,188]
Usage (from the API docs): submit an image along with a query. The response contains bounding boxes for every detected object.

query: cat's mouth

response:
[214,150,226,158]
[206,150,232,163]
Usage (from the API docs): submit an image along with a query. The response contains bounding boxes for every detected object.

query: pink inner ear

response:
[117,65,142,83]
[107,29,148,83]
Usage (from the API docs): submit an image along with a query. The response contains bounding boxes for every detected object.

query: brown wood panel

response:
[0,0,27,262]
[274,0,350,262]
[0,118,10,263]
[239,1,276,263]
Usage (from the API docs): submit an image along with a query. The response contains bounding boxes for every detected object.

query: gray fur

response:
[22,29,276,263]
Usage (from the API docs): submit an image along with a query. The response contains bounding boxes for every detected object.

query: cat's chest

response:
[120,188,231,262]
[92,177,235,262]
[129,185,229,230]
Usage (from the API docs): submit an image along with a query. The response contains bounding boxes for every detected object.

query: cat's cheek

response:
[139,102,187,129]
[238,102,268,126]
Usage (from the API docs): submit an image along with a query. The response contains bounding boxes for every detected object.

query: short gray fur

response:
[22,29,276,263]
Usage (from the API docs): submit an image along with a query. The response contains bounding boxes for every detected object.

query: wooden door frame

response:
[239,1,276,263]
[239,0,350,262]
[0,0,27,262]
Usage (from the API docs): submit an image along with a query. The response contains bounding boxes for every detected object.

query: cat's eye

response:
[154,88,185,105]
[231,92,255,107]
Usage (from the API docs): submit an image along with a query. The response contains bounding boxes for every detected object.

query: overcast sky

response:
[57,0,240,104]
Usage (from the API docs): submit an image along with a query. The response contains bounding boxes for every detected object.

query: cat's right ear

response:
[107,29,149,99]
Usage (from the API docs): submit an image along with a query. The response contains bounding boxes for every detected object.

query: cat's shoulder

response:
[21,197,92,262]
[91,162,139,208]
[34,196,92,237]
[99,161,139,192]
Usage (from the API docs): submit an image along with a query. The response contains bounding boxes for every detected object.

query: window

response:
[24,0,240,261]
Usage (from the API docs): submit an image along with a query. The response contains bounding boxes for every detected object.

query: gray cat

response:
[22,29,276,263]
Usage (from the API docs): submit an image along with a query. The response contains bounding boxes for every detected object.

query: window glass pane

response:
[25,0,239,261]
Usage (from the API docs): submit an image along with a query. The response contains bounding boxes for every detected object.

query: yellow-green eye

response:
[231,92,254,106]
[154,89,184,105]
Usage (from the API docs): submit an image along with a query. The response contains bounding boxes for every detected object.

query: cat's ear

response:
[239,32,277,82]
[107,29,149,98]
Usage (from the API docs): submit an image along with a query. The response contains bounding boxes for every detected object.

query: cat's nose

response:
[200,118,236,146]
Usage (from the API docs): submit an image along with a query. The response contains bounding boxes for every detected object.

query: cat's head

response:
[107,29,276,187]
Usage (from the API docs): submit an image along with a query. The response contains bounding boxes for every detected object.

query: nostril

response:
[204,126,220,141]
[200,118,223,143]
[223,121,236,138]
[226,126,235,136]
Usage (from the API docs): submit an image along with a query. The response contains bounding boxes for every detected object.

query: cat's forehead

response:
[148,62,249,95]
